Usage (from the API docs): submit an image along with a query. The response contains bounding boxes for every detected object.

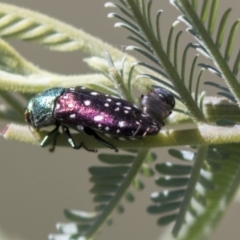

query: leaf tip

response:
[0,124,9,137]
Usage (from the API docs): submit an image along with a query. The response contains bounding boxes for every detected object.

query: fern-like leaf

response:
[107,0,206,122]
[51,150,154,239]
[173,0,240,106]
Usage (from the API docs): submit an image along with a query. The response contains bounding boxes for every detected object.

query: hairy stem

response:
[3,124,240,149]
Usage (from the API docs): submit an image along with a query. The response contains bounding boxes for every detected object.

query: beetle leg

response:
[84,127,118,152]
[132,123,142,137]
[62,126,97,152]
[40,124,59,152]
[49,135,58,152]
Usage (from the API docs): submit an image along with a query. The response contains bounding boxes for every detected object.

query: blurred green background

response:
[0,1,239,240]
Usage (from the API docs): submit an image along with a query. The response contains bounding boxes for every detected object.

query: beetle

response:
[25,86,175,152]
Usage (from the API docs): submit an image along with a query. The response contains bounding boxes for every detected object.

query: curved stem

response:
[175,0,240,107]
[124,0,205,123]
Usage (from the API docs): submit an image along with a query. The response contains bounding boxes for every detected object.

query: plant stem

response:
[4,123,240,149]
[172,145,208,236]
[124,0,205,123]
[175,0,240,107]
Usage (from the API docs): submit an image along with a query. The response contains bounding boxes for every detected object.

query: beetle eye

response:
[24,108,36,128]
[165,94,175,109]
[24,109,31,125]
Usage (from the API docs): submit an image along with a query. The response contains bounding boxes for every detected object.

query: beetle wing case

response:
[54,87,160,138]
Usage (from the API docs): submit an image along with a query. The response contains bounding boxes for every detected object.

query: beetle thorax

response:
[26,88,64,128]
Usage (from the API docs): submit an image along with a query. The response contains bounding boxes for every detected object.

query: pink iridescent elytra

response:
[54,87,160,138]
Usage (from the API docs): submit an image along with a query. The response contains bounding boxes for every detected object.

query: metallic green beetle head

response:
[25,88,64,129]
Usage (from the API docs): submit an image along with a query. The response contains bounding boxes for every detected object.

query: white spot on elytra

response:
[98,124,102,128]
[133,104,138,108]
[70,87,75,90]
[115,107,120,111]
[124,110,129,114]
[68,103,74,108]
[94,115,103,121]
[124,106,131,110]
[141,113,147,117]
[81,86,86,89]
[70,114,76,119]
[63,95,68,100]
[77,125,83,131]
[84,100,91,106]
[56,104,61,109]
[105,126,110,131]
[136,121,140,125]
[91,92,98,95]
[116,129,120,133]
[104,103,109,107]
[106,98,112,102]
[116,102,121,106]
[118,121,125,128]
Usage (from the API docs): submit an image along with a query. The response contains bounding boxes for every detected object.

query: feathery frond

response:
[173,0,240,106]
[51,150,153,239]
[0,1,240,240]
[107,0,206,122]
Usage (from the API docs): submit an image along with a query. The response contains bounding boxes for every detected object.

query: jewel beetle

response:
[25,86,175,152]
